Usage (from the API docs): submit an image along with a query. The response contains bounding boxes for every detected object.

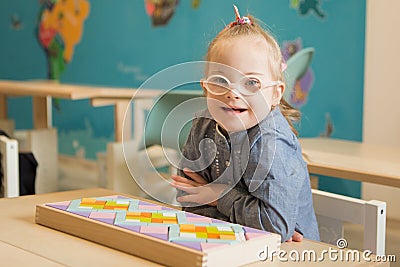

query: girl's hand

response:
[286,231,303,242]
[171,168,227,206]
[173,170,304,242]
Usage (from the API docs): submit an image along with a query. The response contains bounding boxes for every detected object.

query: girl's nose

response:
[225,89,240,99]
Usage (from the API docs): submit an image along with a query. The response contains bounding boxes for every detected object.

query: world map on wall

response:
[37,0,90,80]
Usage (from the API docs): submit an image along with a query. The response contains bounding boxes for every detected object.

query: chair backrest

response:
[312,189,386,255]
[0,135,19,198]
[283,47,315,101]
[139,90,206,151]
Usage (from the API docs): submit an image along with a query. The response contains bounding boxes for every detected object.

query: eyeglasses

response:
[204,74,281,96]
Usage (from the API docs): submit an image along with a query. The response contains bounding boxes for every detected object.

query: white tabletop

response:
[300,137,400,188]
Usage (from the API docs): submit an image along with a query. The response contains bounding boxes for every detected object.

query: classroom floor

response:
[344,219,399,266]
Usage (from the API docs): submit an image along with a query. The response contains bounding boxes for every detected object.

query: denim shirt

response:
[178,107,320,242]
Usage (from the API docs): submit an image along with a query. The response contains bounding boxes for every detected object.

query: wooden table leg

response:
[0,94,7,119]
[32,96,51,129]
[114,101,131,143]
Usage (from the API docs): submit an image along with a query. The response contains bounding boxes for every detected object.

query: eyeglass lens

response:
[206,75,261,95]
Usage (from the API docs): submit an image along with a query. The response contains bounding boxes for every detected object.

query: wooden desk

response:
[0,79,161,142]
[0,188,388,266]
[300,138,400,188]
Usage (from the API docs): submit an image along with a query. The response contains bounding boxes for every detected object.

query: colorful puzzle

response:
[36,195,281,266]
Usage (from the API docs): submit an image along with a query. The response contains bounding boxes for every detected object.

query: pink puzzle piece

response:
[186,217,213,223]
[140,225,168,234]
[138,204,162,210]
[89,212,116,219]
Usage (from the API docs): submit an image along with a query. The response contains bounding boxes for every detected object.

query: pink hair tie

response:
[227,5,252,28]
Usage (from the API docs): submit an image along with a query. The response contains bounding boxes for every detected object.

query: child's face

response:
[202,35,284,132]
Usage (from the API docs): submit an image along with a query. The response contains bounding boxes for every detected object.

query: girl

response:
[171,6,319,242]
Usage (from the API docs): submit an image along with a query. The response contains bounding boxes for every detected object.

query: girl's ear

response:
[273,82,285,106]
[200,79,208,95]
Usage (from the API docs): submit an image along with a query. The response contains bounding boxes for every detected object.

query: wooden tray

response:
[36,195,281,267]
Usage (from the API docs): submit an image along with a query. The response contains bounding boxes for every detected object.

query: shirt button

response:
[225,160,230,167]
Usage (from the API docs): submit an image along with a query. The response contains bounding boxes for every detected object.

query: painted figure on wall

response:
[191,0,201,9]
[290,0,326,19]
[281,38,314,108]
[145,0,179,27]
[10,14,23,31]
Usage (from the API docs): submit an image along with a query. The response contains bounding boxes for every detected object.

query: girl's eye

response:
[209,76,229,85]
[244,78,261,88]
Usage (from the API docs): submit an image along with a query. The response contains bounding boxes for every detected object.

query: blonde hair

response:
[205,15,301,135]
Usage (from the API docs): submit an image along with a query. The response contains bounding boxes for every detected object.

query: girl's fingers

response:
[171,182,198,194]
[176,194,198,203]
[183,168,207,184]
[171,175,198,186]
[291,231,303,242]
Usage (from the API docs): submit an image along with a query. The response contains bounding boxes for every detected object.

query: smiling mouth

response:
[221,107,248,113]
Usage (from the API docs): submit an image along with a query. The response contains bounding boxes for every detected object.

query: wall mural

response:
[145,0,179,27]
[10,14,23,31]
[144,0,202,27]
[37,0,90,81]
[281,38,314,108]
[191,0,201,9]
[320,113,334,138]
[290,0,326,19]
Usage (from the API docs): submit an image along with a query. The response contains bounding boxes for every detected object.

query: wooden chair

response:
[312,188,386,255]
[133,90,205,172]
[136,90,205,151]
[0,135,19,197]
